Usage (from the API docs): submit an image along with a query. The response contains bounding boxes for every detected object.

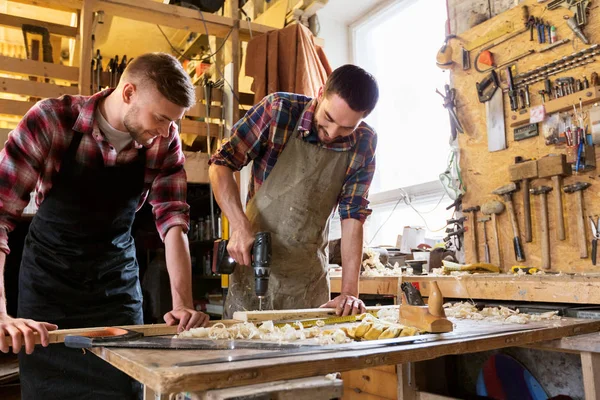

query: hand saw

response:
[172,325,538,367]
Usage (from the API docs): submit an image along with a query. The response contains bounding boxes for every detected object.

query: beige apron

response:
[224,110,351,317]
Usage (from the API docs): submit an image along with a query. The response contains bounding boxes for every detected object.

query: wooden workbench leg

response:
[581,352,600,399]
[143,385,169,400]
[397,362,417,400]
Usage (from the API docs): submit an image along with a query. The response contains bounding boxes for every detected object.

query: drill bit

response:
[258,296,263,311]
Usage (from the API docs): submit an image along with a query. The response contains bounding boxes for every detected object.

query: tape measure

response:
[273,310,379,329]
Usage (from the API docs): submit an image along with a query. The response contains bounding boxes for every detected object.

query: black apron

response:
[17,131,145,400]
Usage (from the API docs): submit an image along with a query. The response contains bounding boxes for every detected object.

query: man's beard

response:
[123,106,153,146]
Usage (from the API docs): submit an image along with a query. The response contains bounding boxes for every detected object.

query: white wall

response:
[316,14,350,68]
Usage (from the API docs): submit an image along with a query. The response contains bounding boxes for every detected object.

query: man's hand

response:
[0,314,58,354]
[164,307,210,333]
[228,224,255,267]
[320,293,366,316]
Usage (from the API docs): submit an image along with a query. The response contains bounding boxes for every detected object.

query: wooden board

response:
[330,276,399,297]
[0,55,79,82]
[0,12,77,37]
[3,321,241,348]
[403,273,600,304]
[0,99,36,117]
[91,318,600,394]
[233,305,398,322]
[450,0,600,272]
[0,76,78,98]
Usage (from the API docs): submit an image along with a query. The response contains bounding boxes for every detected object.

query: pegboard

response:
[450,0,600,272]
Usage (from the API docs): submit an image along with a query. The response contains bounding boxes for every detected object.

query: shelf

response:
[509,86,600,128]
[403,273,600,305]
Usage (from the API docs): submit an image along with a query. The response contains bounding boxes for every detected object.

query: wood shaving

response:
[443,302,560,324]
[362,248,405,276]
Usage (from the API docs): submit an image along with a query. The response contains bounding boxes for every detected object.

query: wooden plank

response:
[180,119,221,138]
[186,104,223,119]
[91,319,600,394]
[198,376,343,400]
[0,12,77,37]
[342,367,397,399]
[7,0,82,12]
[0,128,11,147]
[509,86,600,127]
[239,20,274,42]
[526,332,600,354]
[403,274,600,304]
[230,0,239,125]
[0,99,37,116]
[93,0,233,38]
[196,86,224,103]
[78,0,94,95]
[233,305,398,322]
[581,352,600,400]
[3,321,241,348]
[330,276,399,296]
[0,55,79,81]
[0,76,78,98]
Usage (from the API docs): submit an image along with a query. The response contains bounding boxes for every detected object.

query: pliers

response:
[589,216,600,265]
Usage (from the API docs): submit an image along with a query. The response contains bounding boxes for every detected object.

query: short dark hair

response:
[323,64,379,117]
[122,52,196,109]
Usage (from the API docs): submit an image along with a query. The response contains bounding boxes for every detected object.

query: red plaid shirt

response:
[0,89,190,254]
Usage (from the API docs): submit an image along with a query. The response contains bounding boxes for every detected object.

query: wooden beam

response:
[398,363,417,400]
[186,104,223,119]
[239,20,274,42]
[233,305,398,322]
[180,119,220,138]
[330,276,399,297]
[78,0,94,95]
[581,352,600,400]
[6,0,82,12]
[93,0,234,38]
[403,274,600,304]
[229,0,239,128]
[0,12,77,37]
[0,99,37,116]
[0,55,79,81]
[0,76,78,98]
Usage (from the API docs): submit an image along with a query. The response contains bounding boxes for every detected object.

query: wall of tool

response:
[449,0,600,272]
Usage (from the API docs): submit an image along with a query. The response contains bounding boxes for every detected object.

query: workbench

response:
[90,318,600,399]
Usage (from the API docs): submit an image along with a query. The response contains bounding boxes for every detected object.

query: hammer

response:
[564,182,592,258]
[492,183,525,262]
[538,154,571,240]
[482,200,505,268]
[478,216,491,264]
[508,158,538,243]
[464,206,481,263]
[530,185,553,269]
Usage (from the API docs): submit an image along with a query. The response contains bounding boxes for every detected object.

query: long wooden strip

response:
[0,98,37,117]
[6,0,82,12]
[1,76,78,98]
[233,305,399,322]
[186,104,223,119]
[180,119,220,138]
[93,0,232,38]
[0,12,77,37]
[3,320,242,348]
[0,55,79,82]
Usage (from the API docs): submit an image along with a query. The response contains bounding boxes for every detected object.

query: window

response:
[351,0,451,193]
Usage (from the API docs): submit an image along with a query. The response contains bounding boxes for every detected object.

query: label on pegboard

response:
[529,105,546,124]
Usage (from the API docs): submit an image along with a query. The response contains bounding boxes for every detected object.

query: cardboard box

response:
[184,151,209,183]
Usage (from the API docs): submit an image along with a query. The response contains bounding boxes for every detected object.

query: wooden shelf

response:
[0,99,37,117]
[403,274,600,305]
[509,86,600,128]
[330,276,399,297]
[0,12,77,37]
[0,55,79,82]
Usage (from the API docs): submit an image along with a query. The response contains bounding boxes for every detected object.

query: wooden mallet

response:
[481,200,505,268]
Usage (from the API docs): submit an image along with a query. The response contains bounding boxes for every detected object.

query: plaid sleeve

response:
[148,125,191,240]
[208,94,275,170]
[0,102,52,254]
[338,129,377,223]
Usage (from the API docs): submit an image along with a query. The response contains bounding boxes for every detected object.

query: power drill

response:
[213,231,271,310]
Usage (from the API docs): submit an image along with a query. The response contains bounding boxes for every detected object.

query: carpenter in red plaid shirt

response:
[209,65,379,319]
[0,52,208,400]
